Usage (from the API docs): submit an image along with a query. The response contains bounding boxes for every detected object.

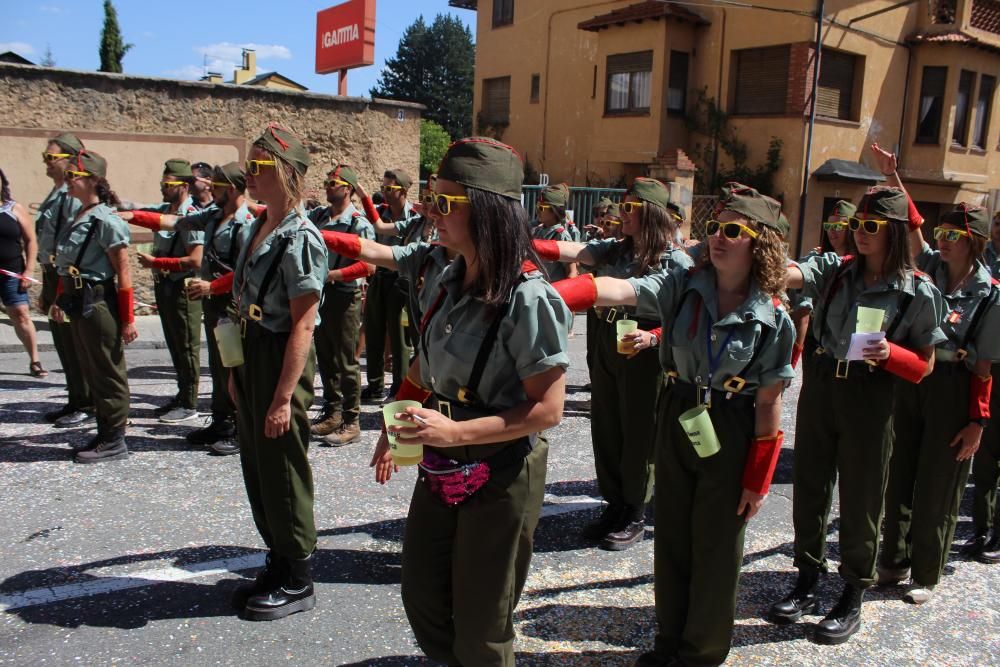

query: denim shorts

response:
[0,270,30,307]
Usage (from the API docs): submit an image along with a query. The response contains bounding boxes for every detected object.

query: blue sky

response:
[0,1,475,97]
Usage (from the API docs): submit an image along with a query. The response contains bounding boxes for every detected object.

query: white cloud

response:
[0,42,35,56]
[165,64,211,80]
[39,4,62,14]
[194,42,291,63]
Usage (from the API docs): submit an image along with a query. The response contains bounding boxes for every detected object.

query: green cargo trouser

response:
[154,278,202,409]
[233,324,317,559]
[202,295,235,420]
[653,383,752,666]
[401,438,548,667]
[590,317,658,507]
[315,286,363,423]
[882,362,971,586]
[363,271,409,391]
[972,362,1000,535]
[68,283,129,437]
[792,357,895,587]
[585,308,598,375]
[42,265,92,410]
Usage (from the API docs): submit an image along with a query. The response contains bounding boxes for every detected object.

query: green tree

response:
[99,0,132,73]
[420,119,451,178]
[371,14,474,139]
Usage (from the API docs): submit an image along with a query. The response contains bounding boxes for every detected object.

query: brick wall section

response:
[786,42,814,116]
[0,63,422,193]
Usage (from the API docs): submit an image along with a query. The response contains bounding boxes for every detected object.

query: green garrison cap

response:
[541,183,570,207]
[50,132,84,155]
[73,150,108,179]
[254,123,310,177]
[857,186,908,223]
[384,169,413,190]
[215,162,246,191]
[605,202,622,220]
[437,137,524,200]
[629,177,671,210]
[776,211,790,237]
[828,199,857,220]
[331,164,359,188]
[718,182,783,230]
[597,196,614,209]
[941,202,990,238]
[163,158,193,179]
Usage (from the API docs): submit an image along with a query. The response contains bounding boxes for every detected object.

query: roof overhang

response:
[578,1,710,32]
[814,159,886,184]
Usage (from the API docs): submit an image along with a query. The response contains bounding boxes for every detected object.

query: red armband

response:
[210,272,234,296]
[117,287,134,324]
[742,431,784,496]
[791,343,804,369]
[362,196,380,225]
[338,261,371,282]
[649,327,662,339]
[553,274,597,312]
[128,210,163,232]
[881,342,929,383]
[970,374,992,421]
[906,195,924,232]
[395,376,432,404]
[322,230,363,259]
[533,239,561,261]
[150,257,183,272]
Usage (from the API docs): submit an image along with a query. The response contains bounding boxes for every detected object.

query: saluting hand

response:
[264,397,292,439]
[870,142,898,176]
[950,423,983,462]
[737,489,766,522]
[370,432,399,484]
[390,407,462,447]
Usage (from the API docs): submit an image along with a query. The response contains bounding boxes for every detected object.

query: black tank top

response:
[0,202,25,273]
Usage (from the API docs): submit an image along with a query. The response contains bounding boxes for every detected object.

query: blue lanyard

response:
[704,321,734,406]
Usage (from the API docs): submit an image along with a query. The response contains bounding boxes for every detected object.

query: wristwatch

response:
[649,333,659,348]
[971,418,990,428]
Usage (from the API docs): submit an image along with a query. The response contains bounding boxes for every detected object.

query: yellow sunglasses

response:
[823,221,848,232]
[536,203,552,212]
[161,180,187,187]
[381,184,404,192]
[323,178,350,188]
[848,217,889,235]
[706,220,759,239]
[64,169,91,180]
[211,181,233,188]
[621,201,644,214]
[245,159,276,176]
[42,151,72,162]
[933,227,971,243]
[434,193,470,216]
[605,218,622,226]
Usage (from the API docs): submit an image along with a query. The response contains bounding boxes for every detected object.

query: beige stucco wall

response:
[0,63,422,213]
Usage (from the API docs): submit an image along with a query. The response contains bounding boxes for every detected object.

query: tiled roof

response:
[908,29,1000,54]
[578,1,710,32]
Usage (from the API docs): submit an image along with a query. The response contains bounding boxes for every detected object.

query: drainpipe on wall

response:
[896,44,913,163]
[711,8,727,192]
[795,0,825,259]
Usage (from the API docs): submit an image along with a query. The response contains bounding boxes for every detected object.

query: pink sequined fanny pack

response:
[418,451,491,506]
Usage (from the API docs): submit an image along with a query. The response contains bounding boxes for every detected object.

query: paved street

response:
[0,315,997,666]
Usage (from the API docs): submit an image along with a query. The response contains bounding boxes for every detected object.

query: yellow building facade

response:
[452,0,1000,251]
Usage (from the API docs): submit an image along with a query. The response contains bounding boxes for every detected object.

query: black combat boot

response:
[244,553,316,621]
[582,503,624,541]
[767,568,820,624]
[812,582,864,645]
[601,504,646,551]
[231,552,280,610]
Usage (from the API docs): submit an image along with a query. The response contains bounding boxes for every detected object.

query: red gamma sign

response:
[315,0,376,74]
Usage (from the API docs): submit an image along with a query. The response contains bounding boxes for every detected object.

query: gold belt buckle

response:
[835,359,850,379]
[248,304,263,321]
[722,376,747,393]
[68,265,83,289]
[605,307,618,323]
[663,370,679,386]
[48,254,56,266]
[956,348,969,361]
[456,386,473,404]
[240,317,248,338]
[437,400,452,420]
[814,346,825,356]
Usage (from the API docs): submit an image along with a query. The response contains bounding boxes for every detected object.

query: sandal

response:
[29,361,48,378]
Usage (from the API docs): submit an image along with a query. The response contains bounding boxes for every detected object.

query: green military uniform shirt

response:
[393,245,571,410]
[35,184,81,266]
[145,197,204,282]
[308,203,375,292]
[531,223,574,282]
[985,241,1000,279]
[629,265,796,392]
[378,201,421,248]
[795,252,947,358]
[916,244,1000,369]
[194,203,255,280]
[232,208,328,333]
[585,239,693,320]
[55,204,130,282]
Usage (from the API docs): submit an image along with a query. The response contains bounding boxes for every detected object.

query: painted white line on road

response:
[1,495,602,612]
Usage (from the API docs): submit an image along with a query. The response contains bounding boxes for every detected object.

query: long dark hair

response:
[845,220,912,281]
[0,168,10,203]
[616,202,676,277]
[467,187,544,305]
[95,177,122,208]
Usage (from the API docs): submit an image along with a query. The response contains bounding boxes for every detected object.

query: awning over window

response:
[814,159,886,183]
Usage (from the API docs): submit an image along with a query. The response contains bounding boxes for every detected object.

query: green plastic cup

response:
[678,404,721,458]
[382,400,423,466]
[616,319,638,354]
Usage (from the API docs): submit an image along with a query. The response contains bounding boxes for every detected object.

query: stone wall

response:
[0,63,422,211]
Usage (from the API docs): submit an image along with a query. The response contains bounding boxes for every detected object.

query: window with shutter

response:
[668,51,689,116]
[953,70,976,146]
[732,46,790,115]
[493,0,514,28]
[973,74,995,150]
[816,50,857,120]
[916,66,948,144]
[482,76,511,125]
[530,74,540,104]
[605,51,653,114]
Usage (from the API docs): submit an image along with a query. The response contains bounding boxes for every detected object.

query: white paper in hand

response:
[846,331,885,361]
